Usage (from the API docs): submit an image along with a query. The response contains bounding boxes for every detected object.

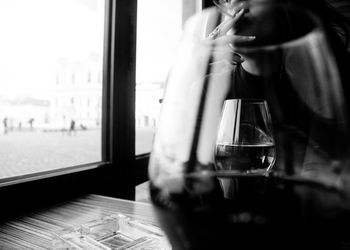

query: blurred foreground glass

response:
[149,1,350,249]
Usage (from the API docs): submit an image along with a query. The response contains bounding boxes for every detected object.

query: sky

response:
[136,0,183,84]
[0,0,104,97]
[0,0,186,97]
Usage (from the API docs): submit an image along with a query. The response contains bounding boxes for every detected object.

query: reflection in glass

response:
[135,0,201,155]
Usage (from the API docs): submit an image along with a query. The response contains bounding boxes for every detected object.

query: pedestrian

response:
[2,117,8,134]
[69,119,76,135]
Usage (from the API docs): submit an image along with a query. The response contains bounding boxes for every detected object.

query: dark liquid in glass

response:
[150,166,345,250]
[215,143,276,173]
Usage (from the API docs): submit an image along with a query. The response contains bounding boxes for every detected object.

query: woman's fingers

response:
[206,1,252,64]
[233,8,246,20]
[231,34,256,42]
[207,8,245,40]
[223,1,248,17]
[207,18,235,40]
[214,34,255,44]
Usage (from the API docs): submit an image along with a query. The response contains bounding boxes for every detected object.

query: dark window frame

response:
[0,0,207,220]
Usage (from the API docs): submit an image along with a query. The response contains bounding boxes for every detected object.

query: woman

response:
[210,0,350,178]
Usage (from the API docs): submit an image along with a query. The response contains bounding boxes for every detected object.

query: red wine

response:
[150,172,345,250]
[215,143,276,173]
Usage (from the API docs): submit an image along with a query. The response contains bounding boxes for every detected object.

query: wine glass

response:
[148,1,350,249]
[215,98,275,174]
[215,99,275,198]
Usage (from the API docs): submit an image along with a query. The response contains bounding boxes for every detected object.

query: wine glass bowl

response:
[215,99,275,175]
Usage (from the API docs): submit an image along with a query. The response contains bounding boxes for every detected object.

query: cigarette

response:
[207,18,235,40]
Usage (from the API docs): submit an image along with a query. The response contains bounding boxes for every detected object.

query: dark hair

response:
[290,0,350,50]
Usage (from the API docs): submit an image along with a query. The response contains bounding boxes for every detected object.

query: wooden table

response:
[0,194,160,249]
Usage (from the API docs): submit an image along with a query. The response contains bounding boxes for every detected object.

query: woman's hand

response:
[207,7,255,64]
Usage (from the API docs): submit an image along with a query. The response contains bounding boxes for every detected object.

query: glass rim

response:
[224,98,267,104]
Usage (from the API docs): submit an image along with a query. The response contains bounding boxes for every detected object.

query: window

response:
[0,0,104,181]
[135,0,202,155]
[0,0,206,214]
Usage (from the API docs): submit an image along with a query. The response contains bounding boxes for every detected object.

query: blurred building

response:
[48,54,102,130]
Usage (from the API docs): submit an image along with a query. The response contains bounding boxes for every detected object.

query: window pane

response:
[136,0,201,155]
[0,0,105,179]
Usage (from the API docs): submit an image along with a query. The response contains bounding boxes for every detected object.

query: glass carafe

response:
[148,1,350,249]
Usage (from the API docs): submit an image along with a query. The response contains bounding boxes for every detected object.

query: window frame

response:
[0,0,139,220]
[0,0,207,220]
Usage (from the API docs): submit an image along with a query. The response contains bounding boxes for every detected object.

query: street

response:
[0,127,155,179]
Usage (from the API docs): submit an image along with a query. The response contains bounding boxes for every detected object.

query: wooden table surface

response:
[0,194,159,249]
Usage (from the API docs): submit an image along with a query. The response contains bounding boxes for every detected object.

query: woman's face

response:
[227,0,292,46]
[225,0,290,75]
